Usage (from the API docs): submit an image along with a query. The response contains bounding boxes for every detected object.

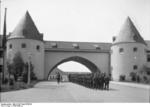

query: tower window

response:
[9,44,12,49]
[133,47,138,52]
[36,45,40,51]
[147,55,150,62]
[133,65,138,70]
[21,43,26,48]
[0,52,2,57]
[119,48,124,53]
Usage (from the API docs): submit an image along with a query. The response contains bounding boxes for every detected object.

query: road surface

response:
[0,81,150,102]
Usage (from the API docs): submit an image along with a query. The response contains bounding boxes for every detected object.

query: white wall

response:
[111,43,147,81]
[44,51,110,79]
[6,39,45,79]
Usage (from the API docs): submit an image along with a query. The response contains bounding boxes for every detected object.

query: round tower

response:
[6,11,45,80]
[111,17,147,81]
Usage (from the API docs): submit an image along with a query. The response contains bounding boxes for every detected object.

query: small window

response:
[36,45,40,51]
[133,47,137,52]
[21,43,26,48]
[51,43,57,48]
[94,44,101,49]
[9,44,12,49]
[119,48,124,53]
[133,65,138,70]
[72,43,79,49]
[0,52,2,57]
[147,55,150,62]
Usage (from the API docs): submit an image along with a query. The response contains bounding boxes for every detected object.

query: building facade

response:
[0,11,150,81]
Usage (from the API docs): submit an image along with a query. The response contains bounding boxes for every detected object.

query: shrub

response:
[143,76,147,83]
[119,75,126,81]
[130,72,137,81]
[136,75,141,83]
[9,78,14,86]
[22,70,37,83]
[147,71,150,75]
[2,78,8,84]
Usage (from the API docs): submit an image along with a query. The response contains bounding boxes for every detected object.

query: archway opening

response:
[58,61,91,73]
[47,56,101,81]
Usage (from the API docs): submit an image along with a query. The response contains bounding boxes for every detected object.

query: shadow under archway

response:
[47,56,101,79]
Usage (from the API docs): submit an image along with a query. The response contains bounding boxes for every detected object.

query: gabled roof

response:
[8,11,43,41]
[113,17,147,45]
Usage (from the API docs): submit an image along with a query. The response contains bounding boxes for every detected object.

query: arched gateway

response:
[4,11,111,80]
[44,41,111,80]
[2,11,149,82]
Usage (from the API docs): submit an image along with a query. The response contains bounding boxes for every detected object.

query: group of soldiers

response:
[68,72,110,90]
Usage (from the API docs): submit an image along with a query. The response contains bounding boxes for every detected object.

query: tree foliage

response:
[11,52,25,81]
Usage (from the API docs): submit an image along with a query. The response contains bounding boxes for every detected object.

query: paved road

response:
[0,81,150,102]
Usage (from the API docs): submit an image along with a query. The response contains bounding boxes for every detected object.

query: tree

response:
[7,60,13,85]
[22,62,37,83]
[12,52,25,81]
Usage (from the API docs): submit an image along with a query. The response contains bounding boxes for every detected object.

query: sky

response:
[0,0,150,72]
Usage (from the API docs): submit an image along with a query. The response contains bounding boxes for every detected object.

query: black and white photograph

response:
[0,0,150,104]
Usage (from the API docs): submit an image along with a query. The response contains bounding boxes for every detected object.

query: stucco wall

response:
[111,43,147,81]
[44,51,110,80]
[6,39,44,79]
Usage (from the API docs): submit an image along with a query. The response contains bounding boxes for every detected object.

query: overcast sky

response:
[1,0,150,72]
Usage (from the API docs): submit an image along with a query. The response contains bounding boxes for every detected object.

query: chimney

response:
[113,36,116,42]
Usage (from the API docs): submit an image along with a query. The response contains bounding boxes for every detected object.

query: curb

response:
[110,81,150,89]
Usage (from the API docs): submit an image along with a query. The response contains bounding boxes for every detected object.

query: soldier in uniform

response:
[56,72,61,84]
[104,74,110,90]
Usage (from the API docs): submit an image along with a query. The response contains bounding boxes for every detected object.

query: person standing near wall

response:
[56,72,61,84]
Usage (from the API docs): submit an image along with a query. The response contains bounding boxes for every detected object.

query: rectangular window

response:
[36,45,40,51]
[147,55,150,62]
[0,52,2,57]
[119,48,124,53]
[133,65,138,70]
[21,43,26,48]
[9,44,12,49]
[133,47,138,52]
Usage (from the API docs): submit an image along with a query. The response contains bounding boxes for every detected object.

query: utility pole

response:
[27,52,32,85]
[2,7,7,83]
[0,0,1,34]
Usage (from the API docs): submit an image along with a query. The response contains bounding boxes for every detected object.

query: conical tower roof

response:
[8,11,43,41]
[113,17,146,45]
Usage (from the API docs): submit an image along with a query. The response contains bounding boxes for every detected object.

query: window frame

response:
[9,44,12,49]
[21,43,26,48]
[147,55,150,62]
[133,65,138,70]
[119,48,124,53]
[36,45,40,51]
[133,47,138,52]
